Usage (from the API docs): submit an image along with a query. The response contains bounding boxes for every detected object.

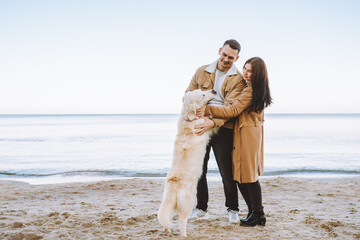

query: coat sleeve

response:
[210,77,245,127]
[185,67,204,93]
[185,73,198,92]
[206,86,253,118]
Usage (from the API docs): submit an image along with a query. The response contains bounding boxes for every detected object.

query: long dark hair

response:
[245,57,273,113]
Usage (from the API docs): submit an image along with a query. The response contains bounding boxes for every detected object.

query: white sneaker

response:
[228,210,240,223]
[188,208,207,220]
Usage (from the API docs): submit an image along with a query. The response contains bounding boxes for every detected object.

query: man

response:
[185,39,247,223]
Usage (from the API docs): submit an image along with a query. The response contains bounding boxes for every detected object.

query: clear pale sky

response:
[1,0,359,114]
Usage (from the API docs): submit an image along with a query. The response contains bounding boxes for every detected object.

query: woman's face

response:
[243,63,253,82]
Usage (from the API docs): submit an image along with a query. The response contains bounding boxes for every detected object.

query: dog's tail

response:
[157,180,177,230]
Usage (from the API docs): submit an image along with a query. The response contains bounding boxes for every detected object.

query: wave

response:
[263,169,360,175]
[0,170,167,178]
[0,138,46,142]
[0,135,133,143]
[1,168,360,178]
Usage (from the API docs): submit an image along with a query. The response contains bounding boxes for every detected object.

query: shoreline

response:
[1,176,359,239]
[1,173,360,186]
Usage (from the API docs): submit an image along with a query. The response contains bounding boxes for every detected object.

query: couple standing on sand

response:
[185,39,272,226]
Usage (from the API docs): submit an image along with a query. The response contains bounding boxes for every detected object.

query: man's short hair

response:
[223,39,241,53]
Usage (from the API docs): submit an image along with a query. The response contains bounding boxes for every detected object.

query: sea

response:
[0,114,359,184]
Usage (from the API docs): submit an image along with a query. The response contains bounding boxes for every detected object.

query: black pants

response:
[196,127,239,211]
[237,180,264,213]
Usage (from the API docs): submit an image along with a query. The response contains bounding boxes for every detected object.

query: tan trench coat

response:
[186,64,246,129]
[205,85,265,183]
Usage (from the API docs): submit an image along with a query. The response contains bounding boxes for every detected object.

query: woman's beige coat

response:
[205,84,265,183]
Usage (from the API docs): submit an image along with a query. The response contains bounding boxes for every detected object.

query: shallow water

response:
[1,114,359,183]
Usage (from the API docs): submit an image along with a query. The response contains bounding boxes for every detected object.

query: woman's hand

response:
[196,105,206,118]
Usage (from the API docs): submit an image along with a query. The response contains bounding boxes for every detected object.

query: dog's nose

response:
[211,89,217,95]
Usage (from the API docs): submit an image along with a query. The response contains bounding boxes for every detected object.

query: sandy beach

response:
[0,176,359,240]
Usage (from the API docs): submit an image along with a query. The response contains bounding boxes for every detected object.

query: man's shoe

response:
[228,209,240,223]
[188,208,207,220]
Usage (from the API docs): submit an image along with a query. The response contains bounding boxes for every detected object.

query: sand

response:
[0,176,359,240]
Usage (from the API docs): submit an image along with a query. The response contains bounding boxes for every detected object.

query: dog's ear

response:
[186,103,197,121]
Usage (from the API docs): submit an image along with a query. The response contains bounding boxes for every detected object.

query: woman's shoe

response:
[240,212,266,226]
[241,211,252,222]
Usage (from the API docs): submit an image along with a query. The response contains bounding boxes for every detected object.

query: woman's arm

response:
[205,85,252,118]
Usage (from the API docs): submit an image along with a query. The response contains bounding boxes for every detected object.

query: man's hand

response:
[194,117,215,136]
[196,105,206,118]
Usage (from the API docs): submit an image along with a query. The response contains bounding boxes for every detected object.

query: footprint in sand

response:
[289,209,300,214]
[303,216,321,225]
[8,232,43,240]
[47,212,60,218]
[13,222,24,228]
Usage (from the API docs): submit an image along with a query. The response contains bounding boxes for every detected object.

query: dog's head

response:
[182,89,217,121]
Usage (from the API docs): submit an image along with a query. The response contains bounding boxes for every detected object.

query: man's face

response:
[217,44,239,71]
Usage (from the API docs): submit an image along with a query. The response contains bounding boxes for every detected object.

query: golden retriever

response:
[157,89,217,237]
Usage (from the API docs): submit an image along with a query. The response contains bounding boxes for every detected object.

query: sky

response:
[1,0,359,114]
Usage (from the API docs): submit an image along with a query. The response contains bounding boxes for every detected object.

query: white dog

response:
[157,89,217,237]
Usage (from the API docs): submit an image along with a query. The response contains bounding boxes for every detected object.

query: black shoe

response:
[241,211,252,222]
[240,212,266,227]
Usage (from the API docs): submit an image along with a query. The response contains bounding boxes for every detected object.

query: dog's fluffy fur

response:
[157,89,218,237]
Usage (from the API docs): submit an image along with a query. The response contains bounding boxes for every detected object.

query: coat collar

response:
[205,59,238,76]
[245,80,252,86]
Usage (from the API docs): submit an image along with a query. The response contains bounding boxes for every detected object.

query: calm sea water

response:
[0,114,359,184]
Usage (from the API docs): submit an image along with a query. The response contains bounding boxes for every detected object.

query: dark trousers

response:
[196,127,239,212]
[237,180,264,213]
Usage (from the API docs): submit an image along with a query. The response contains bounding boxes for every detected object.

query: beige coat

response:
[186,64,246,129]
[205,85,265,183]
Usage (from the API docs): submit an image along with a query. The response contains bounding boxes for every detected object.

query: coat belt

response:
[238,121,264,129]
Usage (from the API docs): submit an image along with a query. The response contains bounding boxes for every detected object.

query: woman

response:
[196,57,272,226]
